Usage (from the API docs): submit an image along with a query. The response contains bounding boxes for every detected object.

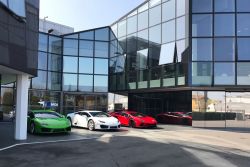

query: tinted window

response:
[79,41,93,57]
[47,72,61,90]
[95,59,108,74]
[32,70,47,89]
[138,11,148,31]
[162,20,175,43]
[79,75,93,92]
[214,14,235,36]
[192,38,212,61]
[215,0,235,12]
[34,112,62,118]
[94,75,108,92]
[48,54,62,72]
[192,0,213,13]
[192,14,212,37]
[95,42,109,58]
[79,58,93,73]
[237,14,250,36]
[79,31,94,40]
[162,0,175,22]
[63,39,78,56]
[118,20,126,38]
[63,74,77,91]
[49,36,62,54]
[95,28,109,41]
[38,52,47,70]
[127,15,137,34]
[238,38,250,60]
[63,56,78,73]
[214,63,235,85]
[192,62,212,86]
[237,0,250,12]
[237,63,250,85]
[39,33,48,52]
[214,38,235,61]
[149,5,161,27]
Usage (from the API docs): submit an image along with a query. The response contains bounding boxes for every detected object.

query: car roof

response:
[78,110,102,113]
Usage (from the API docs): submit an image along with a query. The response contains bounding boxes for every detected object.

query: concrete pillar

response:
[15,74,29,140]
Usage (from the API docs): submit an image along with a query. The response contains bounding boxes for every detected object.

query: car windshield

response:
[34,112,62,118]
[90,112,110,117]
[130,113,146,117]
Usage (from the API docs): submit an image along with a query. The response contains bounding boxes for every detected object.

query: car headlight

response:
[40,123,48,126]
[140,119,145,123]
[99,120,105,123]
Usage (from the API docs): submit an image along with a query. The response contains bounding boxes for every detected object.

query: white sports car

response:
[66,110,121,131]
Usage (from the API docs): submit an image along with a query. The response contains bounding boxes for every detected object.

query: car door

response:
[78,112,89,128]
[120,113,130,126]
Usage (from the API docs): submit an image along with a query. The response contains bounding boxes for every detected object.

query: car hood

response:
[93,117,119,124]
[35,118,70,128]
[137,116,156,123]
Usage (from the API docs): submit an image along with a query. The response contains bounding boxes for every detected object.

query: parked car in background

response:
[27,110,71,134]
[156,112,192,126]
[67,111,120,131]
[110,111,157,128]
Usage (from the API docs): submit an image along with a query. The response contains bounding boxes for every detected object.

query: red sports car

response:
[110,111,157,128]
[156,112,192,126]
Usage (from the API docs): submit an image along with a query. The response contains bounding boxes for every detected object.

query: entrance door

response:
[226,92,250,128]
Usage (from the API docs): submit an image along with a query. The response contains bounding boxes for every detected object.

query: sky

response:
[40,0,145,32]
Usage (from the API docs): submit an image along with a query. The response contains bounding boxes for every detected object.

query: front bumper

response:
[95,123,121,130]
[37,126,71,133]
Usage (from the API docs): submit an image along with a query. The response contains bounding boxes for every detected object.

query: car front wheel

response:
[29,122,36,134]
[88,120,95,131]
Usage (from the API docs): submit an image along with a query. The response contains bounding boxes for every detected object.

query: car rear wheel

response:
[29,122,36,134]
[88,120,95,131]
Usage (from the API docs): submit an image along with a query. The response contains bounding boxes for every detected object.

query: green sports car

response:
[27,110,71,134]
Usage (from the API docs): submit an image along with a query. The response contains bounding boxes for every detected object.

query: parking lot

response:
[0,123,250,167]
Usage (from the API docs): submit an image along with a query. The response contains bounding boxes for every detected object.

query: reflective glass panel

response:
[177,16,187,40]
[8,0,25,17]
[214,14,235,36]
[137,49,148,69]
[237,14,250,36]
[95,28,109,41]
[63,56,78,73]
[192,0,213,13]
[38,52,47,70]
[111,24,118,38]
[48,54,62,72]
[162,0,175,22]
[39,33,47,52]
[214,63,235,85]
[237,63,250,85]
[95,42,109,58]
[137,29,148,50]
[63,39,78,56]
[159,42,175,65]
[162,20,175,43]
[149,25,161,44]
[149,5,161,27]
[79,41,93,57]
[192,38,212,61]
[138,2,148,13]
[215,0,235,12]
[138,70,148,89]
[118,20,126,38]
[94,75,108,92]
[138,11,148,31]
[192,62,212,86]
[47,72,61,90]
[177,0,186,17]
[237,0,250,12]
[95,59,108,74]
[177,39,188,62]
[49,36,62,54]
[192,14,212,37]
[214,38,235,61]
[238,38,250,61]
[79,31,94,40]
[32,70,47,89]
[127,15,137,34]
[79,58,93,74]
[79,75,93,92]
[63,74,77,91]
[149,0,161,8]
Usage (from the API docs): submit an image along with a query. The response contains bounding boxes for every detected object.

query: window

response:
[192,38,212,61]
[39,33,47,52]
[95,42,109,58]
[32,71,47,89]
[215,0,235,12]
[138,70,148,89]
[214,14,235,36]
[162,0,175,22]
[8,0,25,17]
[177,39,188,62]
[138,11,148,31]
[192,0,213,13]
[159,42,175,65]
[127,15,137,34]
[94,75,108,92]
[63,56,78,73]
[177,0,186,17]
[237,14,250,36]
[63,74,77,91]
[118,20,126,38]
[48,54,62,72]
[79,58,93,74]
[192,62,212,86]
[38,52,47,70]
[149,5,161,27]
[177,16,187,40]
[47,72,61,90]
[192,14,212,37]
[95,28,109,41]
[138,2,148,13]
[79,31,94,40]
[137,49,148,69]
[49,36,62,54]
[149,25,161,44]
[238,38,250,60]
[137,29,148,50]
[63,39,78,56]
[237,0,250,12]
[78,75,93,92]
[237,63,250,85]
[149,0,161,8]
[162,20,175,43]
[79,41,93,57]
[214,38,235,61]
[95,59,108,74]
[214,63,235,85]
